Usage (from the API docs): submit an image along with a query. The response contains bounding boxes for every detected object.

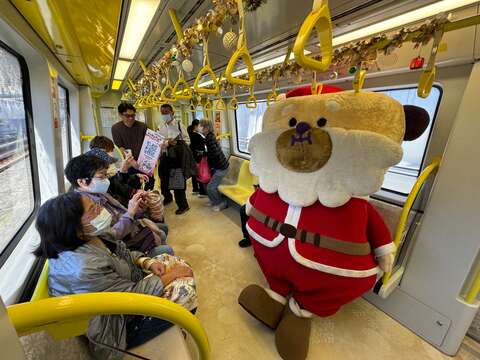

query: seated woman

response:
[85,145,166,223]
[34,192,197,359]
[87,136,148,206]
[65,154,168,253]
[199,119,229,211]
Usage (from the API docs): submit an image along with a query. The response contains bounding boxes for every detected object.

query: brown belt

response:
[249,207,371,256]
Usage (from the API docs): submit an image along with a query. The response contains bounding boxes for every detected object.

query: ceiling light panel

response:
[119,0,161,60]
[113,59,132,80]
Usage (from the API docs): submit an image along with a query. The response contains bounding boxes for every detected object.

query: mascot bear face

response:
[249,87,429,208]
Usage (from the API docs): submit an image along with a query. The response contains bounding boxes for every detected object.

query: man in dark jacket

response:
[199,119,229,211]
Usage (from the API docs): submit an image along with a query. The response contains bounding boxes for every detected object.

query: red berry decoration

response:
[409,56,425,70]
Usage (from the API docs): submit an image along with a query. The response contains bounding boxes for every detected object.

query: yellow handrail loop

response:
[194,36,220,95]
[7,293,210,360]
[173,69,193,100]
[246,86,257,109]
[161,68,176,103]
[228,86,239,110]
[293,0,333,72]
[225,0,255,87]
[418,29,443,99]
[267,45,292,106]
[203,98,213,112]
[353,62,367,93]
[382,158,441,285]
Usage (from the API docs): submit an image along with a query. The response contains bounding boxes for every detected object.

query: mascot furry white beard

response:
[238,85,430,360]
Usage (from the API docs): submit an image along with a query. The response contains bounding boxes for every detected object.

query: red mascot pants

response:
[252,240,377,317]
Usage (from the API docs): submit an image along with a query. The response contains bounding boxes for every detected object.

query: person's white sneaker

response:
[212,202,228,212]
[197,194,207,198]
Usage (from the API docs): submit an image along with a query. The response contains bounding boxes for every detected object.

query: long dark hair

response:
[33,192,85,258]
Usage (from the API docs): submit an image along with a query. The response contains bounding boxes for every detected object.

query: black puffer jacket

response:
[205,132,229,170]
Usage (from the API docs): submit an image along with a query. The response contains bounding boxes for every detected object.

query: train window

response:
[234,100,267,153]
[58,84,71,170]
[0,42,38,262]
[377,86,442,195]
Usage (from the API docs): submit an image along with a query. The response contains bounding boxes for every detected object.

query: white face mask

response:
[88,178,110,194]
[198,126,204,133]
[161,113,173,123]
[106,164,117,178]
[89,208,113,236]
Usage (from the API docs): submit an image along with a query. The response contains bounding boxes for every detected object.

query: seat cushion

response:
[219,184,254,205]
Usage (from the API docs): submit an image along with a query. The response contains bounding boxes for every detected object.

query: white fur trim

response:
[249,128,403,208]
[288,238,380,278]
[265,288,287,305]
[245,197,253,216]
[289,298,313,318]
[246,205,301,248]
[374,243,396,258]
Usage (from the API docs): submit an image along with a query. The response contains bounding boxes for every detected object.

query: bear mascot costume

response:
[238,84,430,360]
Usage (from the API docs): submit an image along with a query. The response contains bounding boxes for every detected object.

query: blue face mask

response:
[88,178,110,194]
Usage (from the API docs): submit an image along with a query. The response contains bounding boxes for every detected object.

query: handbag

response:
[169,167,185,190]
[124,226,157,253]
[197,156,212,183]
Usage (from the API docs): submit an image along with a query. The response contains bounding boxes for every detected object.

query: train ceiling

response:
[8,0,455,94]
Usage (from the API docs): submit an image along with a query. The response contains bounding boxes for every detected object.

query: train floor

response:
[17,186,480,359]
[165,187,480,360]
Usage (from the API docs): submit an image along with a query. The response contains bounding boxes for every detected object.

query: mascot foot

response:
[275,304,311,360]
[238,284,285,329]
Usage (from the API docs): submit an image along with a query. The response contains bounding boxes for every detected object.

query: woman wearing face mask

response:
[65,154,169,254]
[88,136,149,205]
[34,192,197,360]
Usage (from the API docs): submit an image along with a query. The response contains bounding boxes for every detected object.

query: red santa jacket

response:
[246,188,395,278]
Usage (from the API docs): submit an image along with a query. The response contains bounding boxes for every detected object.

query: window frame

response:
[373,84,443,196]
[0,39,40,267]
[57,83,72,163]
[233,99,268,156]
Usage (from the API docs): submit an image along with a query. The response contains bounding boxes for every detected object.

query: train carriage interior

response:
[0,0,480,359]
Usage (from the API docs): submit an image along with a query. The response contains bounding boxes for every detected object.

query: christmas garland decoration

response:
[129,6,448,100]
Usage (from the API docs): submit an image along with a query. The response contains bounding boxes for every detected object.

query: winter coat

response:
[205,132,229,170]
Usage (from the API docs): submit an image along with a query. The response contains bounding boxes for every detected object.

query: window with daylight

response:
[234,100,266,154]
[0,42,37,261]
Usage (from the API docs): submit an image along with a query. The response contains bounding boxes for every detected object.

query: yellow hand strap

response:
[246,87,257,109]
[418,29,443,98]
[173,70,193,100]
[353,63,367,93]
[203,99,212,112]
[215,98,226,110]
[225,0,255,87]
[160,70,176,102]
[194,36,220,95]
[293,0,332,72]
[228,97,238,110]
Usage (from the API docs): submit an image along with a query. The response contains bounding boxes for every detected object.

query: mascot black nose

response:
[295,122,311,135]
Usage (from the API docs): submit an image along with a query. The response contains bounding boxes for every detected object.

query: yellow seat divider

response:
[218,159,257,206]
[17,260,210,359]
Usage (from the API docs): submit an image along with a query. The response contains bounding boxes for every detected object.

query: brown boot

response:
[275,304,312,360]
[238,284,286,329]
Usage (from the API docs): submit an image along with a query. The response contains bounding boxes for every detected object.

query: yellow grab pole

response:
[168,9,184,41]
[382,157,441,285]
[8,293,210,359]
[465,268,480,304]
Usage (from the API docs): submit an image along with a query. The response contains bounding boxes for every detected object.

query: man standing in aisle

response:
[111,102,154,190]
[157,104,191,215]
